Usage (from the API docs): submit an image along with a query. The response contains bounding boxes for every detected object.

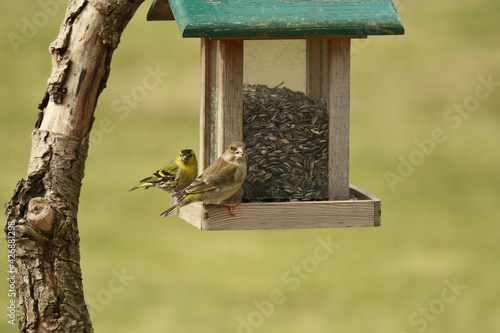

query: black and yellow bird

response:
[130,149,197,193]
[160,142,247,217]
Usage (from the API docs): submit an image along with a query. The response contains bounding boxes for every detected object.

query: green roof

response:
[148,0,404,38]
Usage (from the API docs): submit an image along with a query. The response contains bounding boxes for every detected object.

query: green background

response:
[1,1,499,332]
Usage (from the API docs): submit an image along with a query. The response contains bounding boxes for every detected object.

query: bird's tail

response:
[160,193,187,217]
[159,205,178,217]
[129,183,151,192]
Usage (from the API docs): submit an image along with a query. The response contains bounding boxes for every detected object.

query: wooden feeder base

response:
[174,184,380,230]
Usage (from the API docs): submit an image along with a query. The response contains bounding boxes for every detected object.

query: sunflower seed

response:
[242,84,329,202]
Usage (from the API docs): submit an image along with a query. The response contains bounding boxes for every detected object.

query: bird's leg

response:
[219,202,240,215]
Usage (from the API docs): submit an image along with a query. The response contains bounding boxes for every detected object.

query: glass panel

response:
[242,39,329,202]
[244,40,306,92]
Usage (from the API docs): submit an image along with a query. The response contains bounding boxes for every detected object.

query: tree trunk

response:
[4,0,143,331]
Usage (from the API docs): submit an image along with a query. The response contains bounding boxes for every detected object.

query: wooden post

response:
[217,39,244,202]
[306,39,329,99]
[217,39,244,153]
[328,38,351,200]
[199,38,218,170]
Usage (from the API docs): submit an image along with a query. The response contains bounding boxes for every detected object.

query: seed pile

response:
[242,84,329,202]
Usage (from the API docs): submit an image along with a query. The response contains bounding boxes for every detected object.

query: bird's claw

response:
[220,202,239,216]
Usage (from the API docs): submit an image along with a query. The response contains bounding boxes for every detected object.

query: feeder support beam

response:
[216,39,244,203]
[217,39,244,153]
[328,38,351,200]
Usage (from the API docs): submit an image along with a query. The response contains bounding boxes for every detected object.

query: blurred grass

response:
[1,0,500,332]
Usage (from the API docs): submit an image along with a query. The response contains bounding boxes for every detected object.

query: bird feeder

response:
[148,0,404,230]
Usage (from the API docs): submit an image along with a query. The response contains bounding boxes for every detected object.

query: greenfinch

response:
[130,149,197,193]
[160,142,247,217]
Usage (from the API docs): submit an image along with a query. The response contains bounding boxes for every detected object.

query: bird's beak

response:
[235,147,245,158]
[181,155,189,164]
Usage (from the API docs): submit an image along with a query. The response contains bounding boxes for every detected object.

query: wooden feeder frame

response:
[147,0,404,230]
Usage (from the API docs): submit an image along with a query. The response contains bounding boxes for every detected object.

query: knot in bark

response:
[27,197,54,232]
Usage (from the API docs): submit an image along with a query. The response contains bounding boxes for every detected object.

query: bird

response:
[129,149,197,193]
[160,142,247,217]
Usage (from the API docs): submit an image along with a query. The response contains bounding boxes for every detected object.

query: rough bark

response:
[4,0,143,332]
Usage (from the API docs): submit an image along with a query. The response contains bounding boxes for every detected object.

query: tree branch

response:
[5,0,144,331]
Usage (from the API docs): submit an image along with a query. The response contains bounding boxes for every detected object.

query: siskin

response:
[160,142,247,217]
[130,149,197,193]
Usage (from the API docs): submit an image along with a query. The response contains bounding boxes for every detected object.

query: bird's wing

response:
[163,160,180,175]
[203,158,238,186]
[180,159,237,195]
[141,162,178,183]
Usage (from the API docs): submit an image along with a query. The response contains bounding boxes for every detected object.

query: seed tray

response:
[174,184,380,230]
